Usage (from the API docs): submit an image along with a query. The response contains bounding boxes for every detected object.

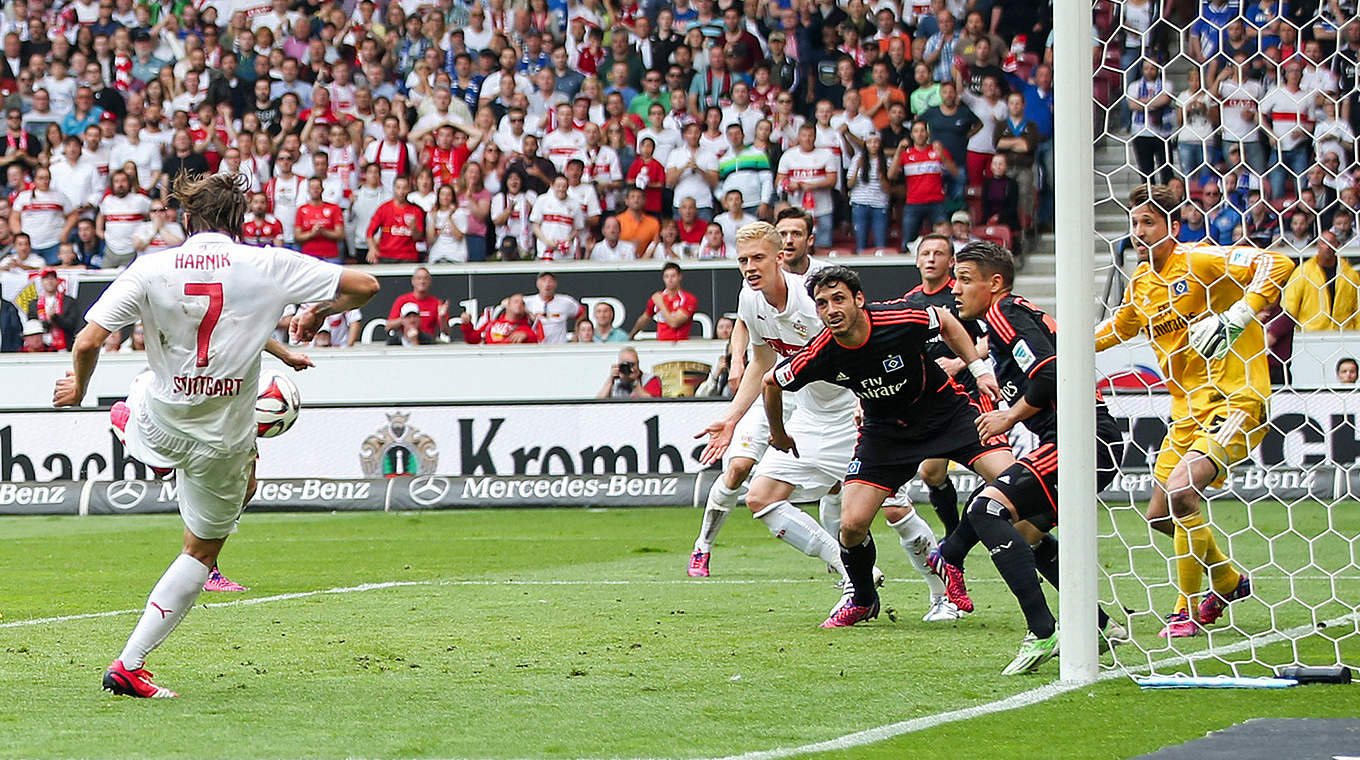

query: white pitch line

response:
[702,610,1360,760]
[0,580,432,629]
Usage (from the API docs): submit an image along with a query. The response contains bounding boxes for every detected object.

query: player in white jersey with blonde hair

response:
[688,208,840,577]
[54,172,379,699]
[695,221,865,615]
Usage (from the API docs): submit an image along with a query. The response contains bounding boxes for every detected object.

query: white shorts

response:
[123,372,256,540]
[752,411,857,503]
[724,402,771,468]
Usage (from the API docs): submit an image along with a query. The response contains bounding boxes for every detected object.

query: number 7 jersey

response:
[85,232,342,454]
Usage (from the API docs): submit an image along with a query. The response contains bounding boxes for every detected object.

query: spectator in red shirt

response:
[625,136,666,214]
[189,102,230,172]
[675,197,708,245]
[293,177,345,262]
[366,175,426,263]
[459,293,544,344]
[629,261,698,340]
[387,267,446,337]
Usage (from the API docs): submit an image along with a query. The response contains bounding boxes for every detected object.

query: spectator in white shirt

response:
[524,271,586,344]
[590,215,637,260]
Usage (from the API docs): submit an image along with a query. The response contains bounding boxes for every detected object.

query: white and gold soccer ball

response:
[255,371,301,438]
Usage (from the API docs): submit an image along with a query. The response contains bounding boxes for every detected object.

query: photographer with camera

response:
[597,346,662,399]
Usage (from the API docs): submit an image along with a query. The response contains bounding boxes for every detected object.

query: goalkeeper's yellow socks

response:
[1174,513,1242,614]
[1173,518,1204,615]
[1199,521,1242,597]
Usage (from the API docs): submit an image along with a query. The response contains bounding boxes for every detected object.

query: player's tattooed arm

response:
[291,269,381,343]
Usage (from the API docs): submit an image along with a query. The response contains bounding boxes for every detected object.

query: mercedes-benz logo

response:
[106,480,149,510]
[407,476,451,507]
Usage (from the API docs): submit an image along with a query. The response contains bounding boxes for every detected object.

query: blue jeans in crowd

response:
[1177,140,1213,185]
[467,235,487,262]
[1225,137,1269,177]
[944,168,967,202]
[814,212,834,248]
[851,203,888,252]
[1269,143,1312,199]
[1036,138,1054,226]
[900,202,943,251]
[33,244,60,265]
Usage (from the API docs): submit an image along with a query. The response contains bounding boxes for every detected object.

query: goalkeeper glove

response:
[1186,300,1255,360]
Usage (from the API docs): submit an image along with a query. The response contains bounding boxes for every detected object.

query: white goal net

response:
[1086,0,1360,678]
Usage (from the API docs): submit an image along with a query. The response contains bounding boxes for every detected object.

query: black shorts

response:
[994,407,1124,531]
[846,391,1011,494]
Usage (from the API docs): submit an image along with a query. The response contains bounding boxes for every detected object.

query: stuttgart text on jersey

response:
[172,375,245,396]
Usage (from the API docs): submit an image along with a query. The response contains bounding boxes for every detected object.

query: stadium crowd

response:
[1100,0,1360,382]
[0,0,1063,353]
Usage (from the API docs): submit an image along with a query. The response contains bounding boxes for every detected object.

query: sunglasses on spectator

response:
[152,206,170,212]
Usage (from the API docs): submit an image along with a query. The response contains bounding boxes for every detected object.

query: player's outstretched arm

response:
[53,321,113,407]
[265,338,315,371]
[696,339,777,464]
[1095,281,1143,352]
[291,269,380,344]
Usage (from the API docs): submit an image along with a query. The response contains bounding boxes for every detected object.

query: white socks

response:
[818,491,842,541]
[118,553,210,670]
[754,500,847,578]
[695,477,741,553]
[889,510,947,597]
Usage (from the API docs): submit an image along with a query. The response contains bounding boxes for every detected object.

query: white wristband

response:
[967,359,991,379]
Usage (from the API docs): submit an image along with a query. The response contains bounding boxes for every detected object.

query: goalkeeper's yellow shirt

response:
[1095,243,1295,424]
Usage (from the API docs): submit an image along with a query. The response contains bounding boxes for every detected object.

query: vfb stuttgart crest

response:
[359,412,439,477]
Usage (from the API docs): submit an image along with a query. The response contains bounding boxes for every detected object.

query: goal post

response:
[1054,0,1100,684]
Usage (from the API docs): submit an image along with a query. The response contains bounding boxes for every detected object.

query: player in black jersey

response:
[873,235,993,622]
[887,234,991,541]
[929,241,1127,674]
[768,265,1015,627]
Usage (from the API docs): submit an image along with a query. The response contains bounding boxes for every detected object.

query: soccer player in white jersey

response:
[689,208,839,578]
[695,221,861,608]
[53,172,379,698]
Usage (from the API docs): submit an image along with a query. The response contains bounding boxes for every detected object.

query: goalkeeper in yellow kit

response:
[1096,185,1294,639]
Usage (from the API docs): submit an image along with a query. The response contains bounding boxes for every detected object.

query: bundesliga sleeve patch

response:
[774,363,796,388]
[1012,338,1036,372]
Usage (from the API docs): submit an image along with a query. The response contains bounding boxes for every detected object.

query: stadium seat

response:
[977,225,1014,250]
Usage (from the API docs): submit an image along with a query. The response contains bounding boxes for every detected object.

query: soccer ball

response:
[256,371,301,438]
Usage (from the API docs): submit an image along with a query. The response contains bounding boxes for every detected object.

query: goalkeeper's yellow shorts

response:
[1154,402,1267,489]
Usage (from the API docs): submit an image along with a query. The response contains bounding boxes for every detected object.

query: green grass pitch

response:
[1,503,1357,759]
